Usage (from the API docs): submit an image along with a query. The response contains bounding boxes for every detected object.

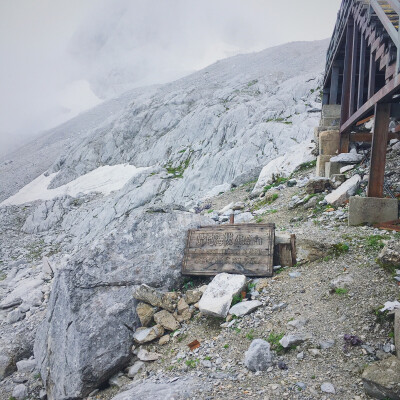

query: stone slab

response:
[348,197,398,226]
[325,175,361,206]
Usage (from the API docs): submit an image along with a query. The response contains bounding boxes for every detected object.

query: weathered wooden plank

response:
[341,19,355,129]
[350,26,359,114]
[350,131,400,142]
[368,103,391,198]
[182,224,275,277]
[386,62,396,80]
[358,34,367,109]
[330,65,340,105]
[368,51,377,98]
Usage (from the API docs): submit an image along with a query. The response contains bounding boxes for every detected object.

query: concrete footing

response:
[348,196,399,226]
[325,161,347,178]
[316,155,333,177]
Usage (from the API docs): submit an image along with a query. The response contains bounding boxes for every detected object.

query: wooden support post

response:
[367,102,391,198]
[330,65,340,105]
[340,19,355,153]
[350,26,359,115]
[358,35,366,109]
[368,51,376,99]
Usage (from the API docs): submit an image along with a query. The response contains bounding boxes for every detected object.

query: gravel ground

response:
[93,164,400,400]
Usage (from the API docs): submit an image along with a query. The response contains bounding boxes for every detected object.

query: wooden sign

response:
[182,224,275,277]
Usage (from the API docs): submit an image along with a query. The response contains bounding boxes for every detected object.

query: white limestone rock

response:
[330,153,363,163]
[229,300,262,317]
[279,333,312,348]
[325,174,361,206]
[253,142,315,194]
[16,358,36,373]
[321,382,336,394]
[199,273,247,318]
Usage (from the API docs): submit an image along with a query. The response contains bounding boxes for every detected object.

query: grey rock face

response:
[244,339,274,371]
[34,211,212,400]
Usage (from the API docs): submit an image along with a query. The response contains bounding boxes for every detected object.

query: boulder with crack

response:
[34,210,212,400]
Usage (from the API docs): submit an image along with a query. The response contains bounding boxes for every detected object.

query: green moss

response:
[295,160,317,172]
[335,288,348,295]
[331,243,350,257]
[365,235,386,252]
[246,329,255,340]
[185,358,199,368]
[267,332,285,354]
[164,151,193,178]
[251,193,279,212]
[247,79,258,87]
[231,294,242,306]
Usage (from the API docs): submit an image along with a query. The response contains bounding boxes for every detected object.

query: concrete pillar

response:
[348,196,399,226]
[319,130,340,155]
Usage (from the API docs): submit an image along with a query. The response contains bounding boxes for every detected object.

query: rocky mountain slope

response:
[0,39,335,399]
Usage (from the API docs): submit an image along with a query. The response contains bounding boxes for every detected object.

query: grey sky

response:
[0,0,342,156]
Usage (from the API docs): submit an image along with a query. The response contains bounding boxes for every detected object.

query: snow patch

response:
[1,164,149,206]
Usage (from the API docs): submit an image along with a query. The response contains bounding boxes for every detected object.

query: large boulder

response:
[34,210,212,400]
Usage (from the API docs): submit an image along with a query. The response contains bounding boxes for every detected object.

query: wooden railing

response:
[323,0,400,197]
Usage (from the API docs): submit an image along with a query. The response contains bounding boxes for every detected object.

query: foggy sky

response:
[0,0,342,156]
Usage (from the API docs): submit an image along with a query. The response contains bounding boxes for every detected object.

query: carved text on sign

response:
[182,224,275,277]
